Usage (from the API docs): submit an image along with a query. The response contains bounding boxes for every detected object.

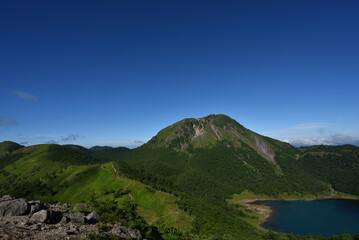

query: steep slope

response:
[297,145,359,195]
[117,115,331,200]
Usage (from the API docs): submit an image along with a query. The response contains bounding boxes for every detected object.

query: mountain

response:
[113,114,335,201]
[63,144,92,153]
[0,141,23,156]
[91,146,130,161]
[89,146,114,152]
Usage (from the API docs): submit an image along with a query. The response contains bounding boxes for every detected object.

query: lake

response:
[256,199,359,236]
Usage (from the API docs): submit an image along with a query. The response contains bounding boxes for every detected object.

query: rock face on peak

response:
[148,114,246,148]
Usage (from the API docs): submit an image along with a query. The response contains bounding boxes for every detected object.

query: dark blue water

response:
[257,199,359,236]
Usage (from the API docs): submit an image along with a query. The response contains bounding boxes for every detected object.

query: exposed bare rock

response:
[67,212,86,224]
[254,136,280,170]
[30,210,49,223]
[0,195,14,201]
[0,198,29,216]
[110,223,142,239]
[0,195,143,239]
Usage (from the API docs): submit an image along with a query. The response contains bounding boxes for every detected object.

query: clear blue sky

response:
[1,0,359,148]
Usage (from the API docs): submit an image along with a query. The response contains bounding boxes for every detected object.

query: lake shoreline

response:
[240,196,359,230]
[247,197,359,236]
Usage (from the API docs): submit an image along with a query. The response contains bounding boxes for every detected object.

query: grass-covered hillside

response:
[0,143,194,239]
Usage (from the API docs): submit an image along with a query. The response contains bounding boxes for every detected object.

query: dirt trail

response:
[110,162,134,201]
[149,212,179,225]
[110,162,120,180]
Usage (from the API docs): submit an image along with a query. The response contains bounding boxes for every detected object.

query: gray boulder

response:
[86,211,99,224]
[30,209,63,224]
[30,209,49,223]
[67,212,86,224]
[0,197,29,216]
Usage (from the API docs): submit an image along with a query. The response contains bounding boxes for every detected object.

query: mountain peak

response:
[147,114,249,151]
[144,114,282,169]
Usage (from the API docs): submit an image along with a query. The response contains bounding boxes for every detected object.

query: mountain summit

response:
[148,114,279,168]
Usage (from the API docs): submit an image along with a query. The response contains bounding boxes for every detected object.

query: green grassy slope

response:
[0,144,194,239]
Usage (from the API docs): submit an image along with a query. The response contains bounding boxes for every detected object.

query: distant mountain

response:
[0,141,23,156]
[63,144,92,153]
[92,146,130,162]
[89,146,113,152]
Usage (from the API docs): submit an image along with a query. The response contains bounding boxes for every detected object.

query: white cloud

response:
[264,122,359,147]
[282,134,359,147]
[12,90,38,101]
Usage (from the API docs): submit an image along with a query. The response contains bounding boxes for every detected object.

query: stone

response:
[85,211,99,224]
[0,198,29,216]
[30,210,62,224]
[67,212,86,224]
[0,195,14,202]
[30,210,49,223]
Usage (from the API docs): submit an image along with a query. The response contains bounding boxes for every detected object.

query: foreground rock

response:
[0,195,142,240]
[0,197,29,216]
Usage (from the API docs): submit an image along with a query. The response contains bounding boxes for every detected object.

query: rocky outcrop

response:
[110,223,142,239]
[0,195,143,240]
[0,196,29,216]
